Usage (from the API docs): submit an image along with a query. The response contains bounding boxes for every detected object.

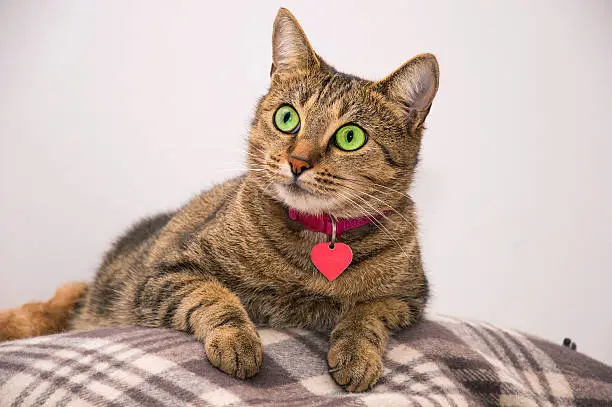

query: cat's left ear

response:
[375,54,439,124]
[270,8,319,76]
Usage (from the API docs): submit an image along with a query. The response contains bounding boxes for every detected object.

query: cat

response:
[0,8,439,392]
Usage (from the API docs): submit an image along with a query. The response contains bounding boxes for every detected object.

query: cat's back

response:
[105,175,246,267]
[72,176,246,329]
[100,212,175,269]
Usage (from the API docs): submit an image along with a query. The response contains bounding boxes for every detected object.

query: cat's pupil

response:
[346,130,354,142]
[283,111,291,124]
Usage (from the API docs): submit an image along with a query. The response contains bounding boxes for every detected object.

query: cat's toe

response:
[205,326,263,379]
[328,339,384,392]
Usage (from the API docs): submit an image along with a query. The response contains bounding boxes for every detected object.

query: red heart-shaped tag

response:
[310,242,353,281]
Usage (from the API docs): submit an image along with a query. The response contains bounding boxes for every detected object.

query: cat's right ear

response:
[270,8,319,76]
[374,54,440,125]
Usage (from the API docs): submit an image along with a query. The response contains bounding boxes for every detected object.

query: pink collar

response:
[288,208,381,237]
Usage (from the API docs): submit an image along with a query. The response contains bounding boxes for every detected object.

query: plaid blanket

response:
[0,315,610,406]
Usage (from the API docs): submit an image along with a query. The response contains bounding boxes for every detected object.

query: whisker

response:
[216,162,267,168]
[338,176,411,200]
[261,181,275,196]
[224,160,270,169]
[341,188,395,226]
[336,189,394,236]
[334,190,411,260]
[248,144,267,155]
[213,168,268,174]
[245,152,264,161]
[247,157,273,167]
[301,180,337,194]
[335,183,415,229]
[332,190,387,235]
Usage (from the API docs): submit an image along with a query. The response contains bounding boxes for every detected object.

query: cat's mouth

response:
[282,182,312,196]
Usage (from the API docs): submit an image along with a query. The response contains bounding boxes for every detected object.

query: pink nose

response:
[288,155,312,177]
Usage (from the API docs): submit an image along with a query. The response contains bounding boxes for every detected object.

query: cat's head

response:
[249,8,439,217]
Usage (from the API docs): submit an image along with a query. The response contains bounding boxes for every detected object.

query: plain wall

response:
[1,1,611,364]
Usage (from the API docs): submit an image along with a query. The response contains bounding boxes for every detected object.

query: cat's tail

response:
[0,282,88,341]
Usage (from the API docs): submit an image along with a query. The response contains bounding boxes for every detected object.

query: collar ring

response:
[329,215,337,249]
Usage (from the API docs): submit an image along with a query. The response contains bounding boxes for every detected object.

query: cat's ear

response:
[375,54,439,123]
[271,8,319,75]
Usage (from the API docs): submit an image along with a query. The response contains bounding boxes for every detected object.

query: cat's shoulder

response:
[185,174,245,212]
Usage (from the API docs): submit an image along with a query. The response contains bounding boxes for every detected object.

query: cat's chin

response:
[273,183,339,215]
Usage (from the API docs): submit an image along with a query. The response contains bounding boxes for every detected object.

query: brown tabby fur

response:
[0,9,439,392]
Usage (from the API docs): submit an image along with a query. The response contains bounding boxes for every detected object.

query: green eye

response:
[274,105,300,134]
[334,124,367,151]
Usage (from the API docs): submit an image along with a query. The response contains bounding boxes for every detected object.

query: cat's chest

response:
[202,222,408,329]
[237,285,349,330]
[212,243,396,324]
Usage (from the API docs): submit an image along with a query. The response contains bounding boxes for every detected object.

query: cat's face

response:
[248,9,439,217]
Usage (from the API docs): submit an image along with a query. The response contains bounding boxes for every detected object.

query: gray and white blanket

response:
[1,315,611,406]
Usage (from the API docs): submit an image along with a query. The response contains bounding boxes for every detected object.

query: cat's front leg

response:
[139,272,262,379]
[191,281,262,379]
[328,298,419,392]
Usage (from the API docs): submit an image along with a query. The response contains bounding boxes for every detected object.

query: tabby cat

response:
[0,8,439,392]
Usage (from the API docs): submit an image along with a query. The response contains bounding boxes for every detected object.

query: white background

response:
[1,1,611,364]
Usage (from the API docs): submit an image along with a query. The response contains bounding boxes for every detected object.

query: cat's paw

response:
[204,326,263,379]
[327,338,384,392]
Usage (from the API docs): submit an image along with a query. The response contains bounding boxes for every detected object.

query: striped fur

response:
[0,8,439,392]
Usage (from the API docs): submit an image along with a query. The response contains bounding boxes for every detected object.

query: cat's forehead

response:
[267,71,385,120]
